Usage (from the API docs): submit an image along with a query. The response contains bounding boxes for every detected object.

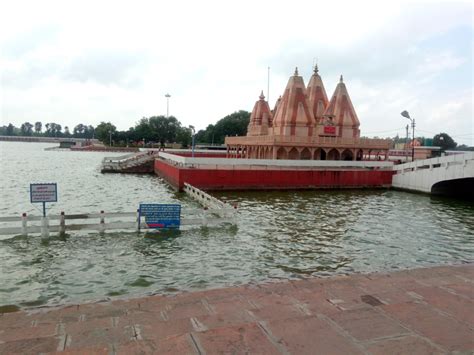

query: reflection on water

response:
[0,142,473,309]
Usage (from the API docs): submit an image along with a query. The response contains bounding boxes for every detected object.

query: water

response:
[0,142,473,310]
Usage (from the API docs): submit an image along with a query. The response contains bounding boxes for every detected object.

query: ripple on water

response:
[1,142,473,310]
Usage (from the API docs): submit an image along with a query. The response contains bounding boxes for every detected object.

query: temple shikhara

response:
[226,66,390,160]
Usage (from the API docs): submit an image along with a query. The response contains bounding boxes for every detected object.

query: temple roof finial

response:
[259,90,265,100]
[294,67,299,76]
[314,63,319,74]
[340,74,344,83]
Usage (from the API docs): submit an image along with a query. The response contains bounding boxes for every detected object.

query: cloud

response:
[63,49,147,87]
[0,0,472,145]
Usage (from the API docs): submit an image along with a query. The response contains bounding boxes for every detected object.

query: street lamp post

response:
[109,130,112,147]
[165,93,171,117]
[401,110,415,162]
[189,125,196,158]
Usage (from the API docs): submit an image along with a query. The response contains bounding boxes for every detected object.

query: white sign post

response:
[30,183,57,237]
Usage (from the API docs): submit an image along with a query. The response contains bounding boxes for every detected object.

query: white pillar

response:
[21,213,28,237]
[41,217,49,238]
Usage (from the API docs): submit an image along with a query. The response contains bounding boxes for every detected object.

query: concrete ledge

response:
[1,264,472,354]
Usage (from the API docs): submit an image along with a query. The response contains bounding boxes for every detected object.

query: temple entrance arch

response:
[300,148,311,160]
[341,149,354,161]
[288,147,299,160]
[314,148,325,160]
[276,147,288,160]
[327,149,340,160]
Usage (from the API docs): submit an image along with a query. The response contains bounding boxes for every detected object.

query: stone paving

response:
[0,264,473,354]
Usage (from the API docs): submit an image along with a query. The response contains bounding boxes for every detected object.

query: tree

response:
[34,121,42,134]
[433,133,457,151]
[6,123,15,136]
[148,115,181,145]
[176,126,192,148]
[20,122,33,136]
[45,123,62,137]
[73,124,85,137]
[95,122,117,145]
[85,125,95,139]
[196,110,250,144]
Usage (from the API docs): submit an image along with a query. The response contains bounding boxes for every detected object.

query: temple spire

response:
[307,64,329,124]
[294,67,299,76]
[323,76,360,138]
[340,74,344,83]
[259,90,265,100]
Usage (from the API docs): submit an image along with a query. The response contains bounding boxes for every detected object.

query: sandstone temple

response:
[225,66,391,160]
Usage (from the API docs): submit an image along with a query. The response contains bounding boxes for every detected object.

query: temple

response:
[226,66,390,160]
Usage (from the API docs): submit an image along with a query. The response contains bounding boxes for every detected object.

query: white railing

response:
[183,183,236,220]
[0,208,234,237]
[159,152,393,170]
[392,152,474,173]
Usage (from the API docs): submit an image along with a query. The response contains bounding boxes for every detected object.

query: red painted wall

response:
[155,160,394,191]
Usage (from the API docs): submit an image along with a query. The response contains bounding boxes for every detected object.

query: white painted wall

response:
[157,152,394,169]
[392,153,474,193]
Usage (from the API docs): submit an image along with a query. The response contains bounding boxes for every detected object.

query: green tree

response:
[45,123,62,137]
[73,124,85,137]
[20,122,34,136]
[34,121,42,134]
[176,126,192,148]
[84,125,95,139]
[433,133,457,151]
[196,110,250,144]
[148,115,181,145]
[6,123,16,136]
[95,122,117,145]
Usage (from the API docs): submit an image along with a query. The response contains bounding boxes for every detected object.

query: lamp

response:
[401,111,415,161]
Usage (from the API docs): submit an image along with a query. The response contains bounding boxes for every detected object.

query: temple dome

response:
[272,67,316,137]
[323,75,360,138]
[306,64,329,124]
[247,91,272,136]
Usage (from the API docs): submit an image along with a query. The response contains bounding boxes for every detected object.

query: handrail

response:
[0,206,235,236]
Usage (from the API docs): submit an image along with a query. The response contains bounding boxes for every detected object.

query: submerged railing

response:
[183,183,236,218]
[0,185,237,237]
[0,209,235,237]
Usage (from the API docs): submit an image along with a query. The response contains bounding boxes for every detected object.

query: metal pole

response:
[412,119,415,162]
[43,202,46,217]
[192,134,195,158]
[267,66,270,105]
[165,93,171,117]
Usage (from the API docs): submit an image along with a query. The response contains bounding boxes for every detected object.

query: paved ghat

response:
[1,264,473,354]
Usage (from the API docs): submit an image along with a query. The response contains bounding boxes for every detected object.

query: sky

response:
[0,0,473,145]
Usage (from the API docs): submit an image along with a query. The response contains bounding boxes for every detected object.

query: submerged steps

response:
[101,151,158,173]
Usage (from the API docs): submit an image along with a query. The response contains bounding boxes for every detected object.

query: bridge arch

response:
[431,177,474,200]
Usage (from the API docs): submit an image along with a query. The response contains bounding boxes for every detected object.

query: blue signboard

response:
[139,204,181,229]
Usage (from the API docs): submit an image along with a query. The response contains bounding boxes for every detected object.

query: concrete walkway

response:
[1,264,472,354]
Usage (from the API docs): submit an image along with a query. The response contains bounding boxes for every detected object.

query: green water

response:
[0,142,473,310]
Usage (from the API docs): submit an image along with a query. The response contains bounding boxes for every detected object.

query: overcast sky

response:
[0,0,472,145]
